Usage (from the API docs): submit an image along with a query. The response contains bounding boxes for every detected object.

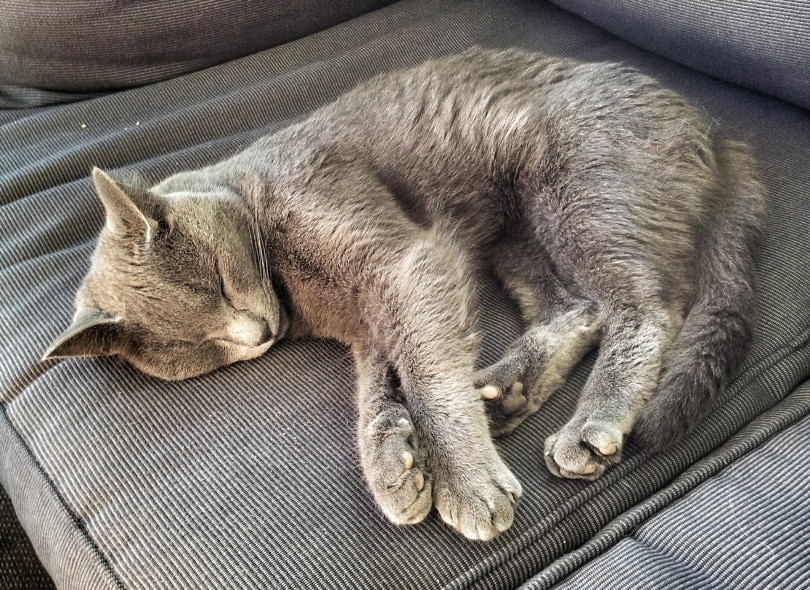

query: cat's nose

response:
[222,314,275,347]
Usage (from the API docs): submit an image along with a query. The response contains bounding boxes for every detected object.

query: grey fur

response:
[45,47,765,539]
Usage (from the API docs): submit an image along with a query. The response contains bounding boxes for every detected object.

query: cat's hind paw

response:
[360,409,433,526]
[474,326,562,436]
[476,379,530,437]
[544,419,623,480]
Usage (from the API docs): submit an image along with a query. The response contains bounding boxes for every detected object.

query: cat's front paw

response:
[544,419,623,480]
[359,408,433,525]
[433,456,522,541]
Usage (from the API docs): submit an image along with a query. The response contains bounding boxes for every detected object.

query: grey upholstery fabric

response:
[543,382,810,590]
[548,0,810,110]
[0,0,397,108]
[1,0,809,588]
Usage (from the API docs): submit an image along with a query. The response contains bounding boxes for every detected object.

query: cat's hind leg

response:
[476,301,603,436]
[354,347,433,525]
[477,240,604,436]
[544,304,680,479]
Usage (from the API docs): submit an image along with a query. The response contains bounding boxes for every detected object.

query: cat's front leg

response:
[354,346,433,526]
[356,334,521,541]
[372,238,522,540]
[402,369,522,541]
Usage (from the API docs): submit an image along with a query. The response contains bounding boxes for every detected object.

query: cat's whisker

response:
[250,217,270,283]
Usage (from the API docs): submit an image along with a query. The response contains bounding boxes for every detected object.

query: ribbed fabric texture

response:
[549,0,810,110]
[1,0,809,588]
[0,0,398,108]
[544,383,810,590]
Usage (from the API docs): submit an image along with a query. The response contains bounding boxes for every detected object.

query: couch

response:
[2,1,808,588]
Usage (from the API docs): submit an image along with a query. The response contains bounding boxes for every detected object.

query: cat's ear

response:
[92,167,162,242]
[42,308,124,360]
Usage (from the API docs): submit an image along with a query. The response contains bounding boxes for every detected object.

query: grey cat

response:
[44,47,765,541]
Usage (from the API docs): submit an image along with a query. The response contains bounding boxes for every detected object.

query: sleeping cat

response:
[44,47,765,541]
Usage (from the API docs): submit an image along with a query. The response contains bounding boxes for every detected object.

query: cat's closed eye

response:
[216,269,229,302]
[214,259,238,306]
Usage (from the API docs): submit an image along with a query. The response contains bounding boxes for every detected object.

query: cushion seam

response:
[444,327,810,589]
[522,379,810,589]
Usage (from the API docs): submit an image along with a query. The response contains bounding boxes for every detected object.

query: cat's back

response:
[236,47,726,252]
[334,46,692,141]
[290,48,576,234]
[256,46,711,178]
[335,48,569,151]
[323,47,709,185]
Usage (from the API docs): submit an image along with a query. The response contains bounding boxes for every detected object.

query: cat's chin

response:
[217,339,276,363]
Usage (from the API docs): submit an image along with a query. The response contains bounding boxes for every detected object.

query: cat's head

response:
[43,168,287,380]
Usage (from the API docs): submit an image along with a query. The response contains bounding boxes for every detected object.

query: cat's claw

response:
[360,409,433,525]
[544,419,624,480]
[433,458,522,541]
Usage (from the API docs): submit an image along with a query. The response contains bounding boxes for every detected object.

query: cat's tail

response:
[632,136,767,454]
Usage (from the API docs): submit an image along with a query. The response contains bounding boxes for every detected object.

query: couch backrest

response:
[0,0,397,108]
[551,0,810,110]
